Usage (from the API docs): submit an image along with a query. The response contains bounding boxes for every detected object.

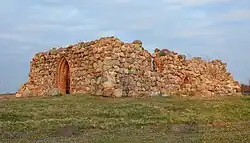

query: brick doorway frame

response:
[57,57,70,95]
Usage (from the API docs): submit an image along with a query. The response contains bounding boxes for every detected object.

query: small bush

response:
[159,51,167,57]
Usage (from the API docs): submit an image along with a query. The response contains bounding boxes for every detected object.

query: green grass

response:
[0,95,250,143]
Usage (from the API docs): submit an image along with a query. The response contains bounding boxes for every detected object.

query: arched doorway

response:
[57,57,70,95]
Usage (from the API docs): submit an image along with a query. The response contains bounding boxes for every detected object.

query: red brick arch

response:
[56,57,70,94]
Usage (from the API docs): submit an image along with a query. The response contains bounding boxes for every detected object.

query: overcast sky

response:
[0,0,250,93]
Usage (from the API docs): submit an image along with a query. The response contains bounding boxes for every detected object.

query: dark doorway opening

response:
[57,58,70,95]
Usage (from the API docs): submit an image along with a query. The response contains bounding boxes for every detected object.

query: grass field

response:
[0,94,250,143]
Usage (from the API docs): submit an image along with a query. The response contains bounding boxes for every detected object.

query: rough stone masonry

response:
[16,37,241,97]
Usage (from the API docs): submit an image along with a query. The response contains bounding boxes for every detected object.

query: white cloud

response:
[175,28,221,38]
[16,22,99,32]
[162,0,231,8]
[0,33,39,43]
[98,30,118,37]
[113,0,132,3]
[219,9,250,21]
[30,4,81,22]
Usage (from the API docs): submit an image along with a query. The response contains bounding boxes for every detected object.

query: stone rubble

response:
[16,37,242,97]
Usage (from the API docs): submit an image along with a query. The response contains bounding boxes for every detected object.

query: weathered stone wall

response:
[100,40,155,97]
[16,37,241,97]
[153,50,241,96]
[16,37,122,96]
[16,37,155,97]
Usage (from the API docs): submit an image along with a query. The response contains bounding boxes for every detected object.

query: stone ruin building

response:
[16,37,241,98]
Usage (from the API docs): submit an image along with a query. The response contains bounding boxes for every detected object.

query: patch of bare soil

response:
[0,93,16,100]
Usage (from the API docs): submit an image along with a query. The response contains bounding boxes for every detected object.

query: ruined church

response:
[16,37,241,97]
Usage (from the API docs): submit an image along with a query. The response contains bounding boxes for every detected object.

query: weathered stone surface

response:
[16,93,22,98]
[23,90,33,97]
[153,49,241,96]
[114,89,123,97]
[16,37,242,98]
[103,81,114,89]
[95,90,103,96]
[49,88,61,96]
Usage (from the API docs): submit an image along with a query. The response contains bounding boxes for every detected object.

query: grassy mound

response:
[0,95,250,142]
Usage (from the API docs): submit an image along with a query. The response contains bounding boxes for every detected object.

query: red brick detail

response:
[57,57,70,94]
